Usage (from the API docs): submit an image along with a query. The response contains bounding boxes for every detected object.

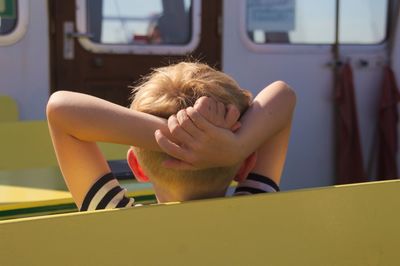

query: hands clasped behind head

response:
[155,96,242,170]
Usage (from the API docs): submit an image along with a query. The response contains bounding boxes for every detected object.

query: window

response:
[0,0,17,35]
[76,0,200,54]
[0,0,28,46]
[246,0,388,45]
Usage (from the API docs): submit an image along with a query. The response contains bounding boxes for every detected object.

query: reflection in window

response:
[87,0,192,45]
[247,0,388,45]
[0,0,18,35]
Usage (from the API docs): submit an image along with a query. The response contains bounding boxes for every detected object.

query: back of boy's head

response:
[130,62,252,198]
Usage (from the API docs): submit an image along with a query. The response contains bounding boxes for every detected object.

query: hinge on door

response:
[50,20,56,35]
[217,15,222,36]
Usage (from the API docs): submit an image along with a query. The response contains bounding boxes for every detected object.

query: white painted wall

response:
[0,0,49,120]
[222,0,389,190]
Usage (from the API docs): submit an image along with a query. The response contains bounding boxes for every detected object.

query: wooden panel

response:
[1,180,399,266]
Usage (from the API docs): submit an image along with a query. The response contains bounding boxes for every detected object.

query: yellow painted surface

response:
[0,167,65,189]
[0,120,128,170]
[0,186,154,212]
[1,180,399,266]
[0,166,153,209]
[0,197,74,212]
[0,188,155,212]
[0,95,18,122]
[0,166,69,205]
[0,185,71,203]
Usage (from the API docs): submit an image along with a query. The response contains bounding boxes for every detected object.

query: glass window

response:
[0,0,18,35]
[246,0,388,45]
[87,0,192,45]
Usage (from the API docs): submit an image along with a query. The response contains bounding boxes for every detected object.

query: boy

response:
[46,62,296,211]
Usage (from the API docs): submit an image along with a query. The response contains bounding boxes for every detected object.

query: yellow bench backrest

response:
[0,95,19,122]
[0,180,399,265]
[0,120,128,170]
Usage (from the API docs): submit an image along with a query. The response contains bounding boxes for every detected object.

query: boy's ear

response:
[127,148,150,182]
[234,152,257,182]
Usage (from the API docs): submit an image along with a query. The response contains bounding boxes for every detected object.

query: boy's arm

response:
[232,80,295,184]
[47,91,169,207]
[156,81,296,184]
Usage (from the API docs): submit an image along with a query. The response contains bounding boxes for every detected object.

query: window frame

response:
[75,0,201,55]
[239,0,388,54]
[0,0,29,46]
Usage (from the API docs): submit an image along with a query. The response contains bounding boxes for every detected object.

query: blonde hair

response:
[130,62,252,198]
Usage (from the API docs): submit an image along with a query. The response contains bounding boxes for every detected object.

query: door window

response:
[77,0,200,54]
[246,0,388,45]
[0,0,17,35]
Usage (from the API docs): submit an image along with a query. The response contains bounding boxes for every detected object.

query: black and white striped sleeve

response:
[234,173,280,196]
[79,173,135,211]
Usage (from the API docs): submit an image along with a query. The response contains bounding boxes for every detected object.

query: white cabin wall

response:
[0,0,49,120]
[222,0,388,190]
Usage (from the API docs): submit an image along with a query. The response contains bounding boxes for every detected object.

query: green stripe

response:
[0,195,157,221]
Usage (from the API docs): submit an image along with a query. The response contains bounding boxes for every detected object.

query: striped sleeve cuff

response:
[234,173,280,196]
[80,173,135,211]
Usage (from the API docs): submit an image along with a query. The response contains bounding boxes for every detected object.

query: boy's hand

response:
[155,97,243,169]
[193,96,241,131]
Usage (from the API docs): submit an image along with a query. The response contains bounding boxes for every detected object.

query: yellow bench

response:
[0,180,399,265]
[0,120,135,206]
[0,95,19,122]
[0,120,128,170]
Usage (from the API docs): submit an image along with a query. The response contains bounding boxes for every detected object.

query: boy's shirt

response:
[80,173,280,212]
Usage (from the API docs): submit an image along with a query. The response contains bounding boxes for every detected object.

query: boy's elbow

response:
[274,80,297,110]
[46,91,70,123]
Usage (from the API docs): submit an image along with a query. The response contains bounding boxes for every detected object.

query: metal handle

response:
[66,32,93,39]
[63,21,93,60]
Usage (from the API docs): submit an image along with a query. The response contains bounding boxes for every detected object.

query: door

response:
[49,0,222,107]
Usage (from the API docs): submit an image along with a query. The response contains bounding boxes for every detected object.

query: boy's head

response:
[129,62,252,201]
